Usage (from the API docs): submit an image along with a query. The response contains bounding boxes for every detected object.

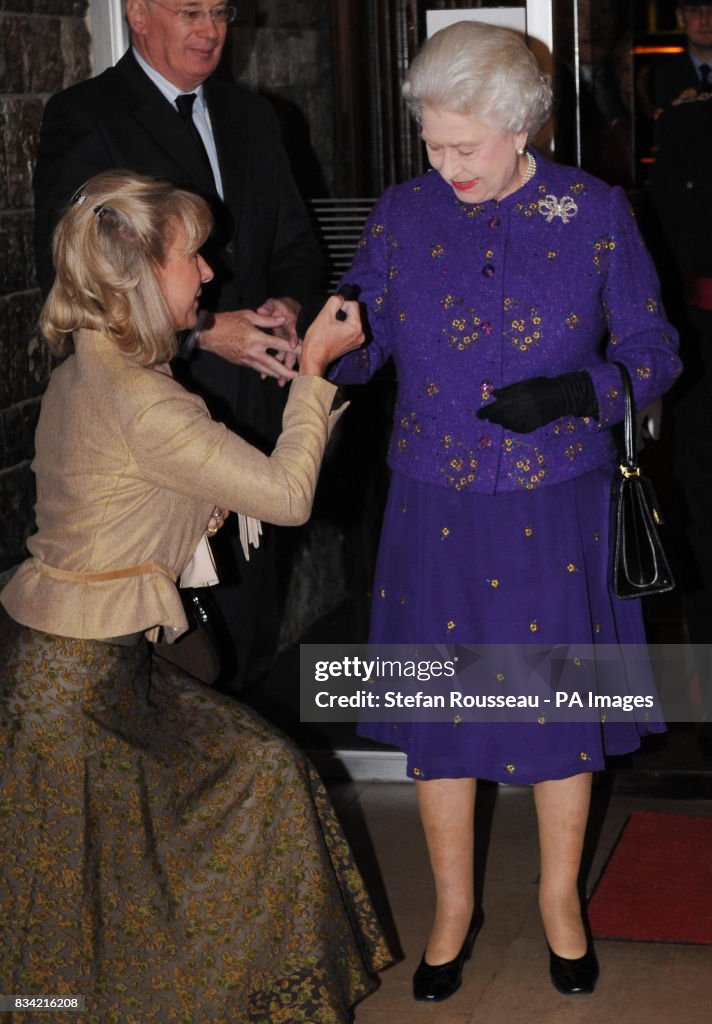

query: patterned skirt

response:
[0,611,392,1023]
[359,466,665,785]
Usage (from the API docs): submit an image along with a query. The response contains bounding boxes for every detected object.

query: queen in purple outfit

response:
[330,20,682,1005]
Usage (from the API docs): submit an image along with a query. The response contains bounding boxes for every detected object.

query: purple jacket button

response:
[482,264,495,277]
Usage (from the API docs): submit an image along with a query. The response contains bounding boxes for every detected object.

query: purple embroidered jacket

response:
[331,152,681,493]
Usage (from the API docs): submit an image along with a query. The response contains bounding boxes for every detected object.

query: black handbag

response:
[152,588,221,684]
[612,361,674,598]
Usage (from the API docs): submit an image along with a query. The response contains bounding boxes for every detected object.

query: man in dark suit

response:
[646,4,712,111]
[647,5,712,751]
[33,0,323,691]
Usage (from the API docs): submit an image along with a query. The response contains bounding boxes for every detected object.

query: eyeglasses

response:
[150,0,237,25]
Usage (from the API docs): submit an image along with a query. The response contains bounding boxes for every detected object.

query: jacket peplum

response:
[332,152,681,493]
[1,331,343,641]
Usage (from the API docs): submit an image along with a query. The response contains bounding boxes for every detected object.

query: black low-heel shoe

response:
[548,941,599,995]
[412,909,484,1002]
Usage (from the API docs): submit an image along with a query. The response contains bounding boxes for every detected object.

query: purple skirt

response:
[359,466,665,784]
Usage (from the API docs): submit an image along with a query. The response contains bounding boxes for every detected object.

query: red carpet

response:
[588,811,712,944]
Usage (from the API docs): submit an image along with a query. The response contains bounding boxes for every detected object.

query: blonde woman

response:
[0,171,391,1022]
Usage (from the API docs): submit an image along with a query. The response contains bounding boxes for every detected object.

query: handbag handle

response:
[614,361,638,476]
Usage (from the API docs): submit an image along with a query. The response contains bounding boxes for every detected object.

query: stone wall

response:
[0,0,91,578]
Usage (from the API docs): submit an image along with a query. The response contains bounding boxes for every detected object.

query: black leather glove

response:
[476,371,597,433]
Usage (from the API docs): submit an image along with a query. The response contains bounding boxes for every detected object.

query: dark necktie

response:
[175,93,215,181]
[699,63,711,93]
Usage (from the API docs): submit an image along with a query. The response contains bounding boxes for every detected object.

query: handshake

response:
[177,284,363,384]
[294,283,364,379]
[295,283,361,338]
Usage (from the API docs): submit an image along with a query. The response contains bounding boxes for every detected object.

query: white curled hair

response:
[402,20,552,138]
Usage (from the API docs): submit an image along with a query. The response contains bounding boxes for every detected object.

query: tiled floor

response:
[324,775,712,1024]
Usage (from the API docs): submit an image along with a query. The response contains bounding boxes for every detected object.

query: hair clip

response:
[93,204,108,219]
[71,191,87,206]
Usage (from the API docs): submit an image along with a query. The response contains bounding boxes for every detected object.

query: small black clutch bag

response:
[612,361,674,599]
[152,588,221,685]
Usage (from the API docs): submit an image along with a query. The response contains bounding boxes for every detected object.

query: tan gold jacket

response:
[1,330,344,641]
